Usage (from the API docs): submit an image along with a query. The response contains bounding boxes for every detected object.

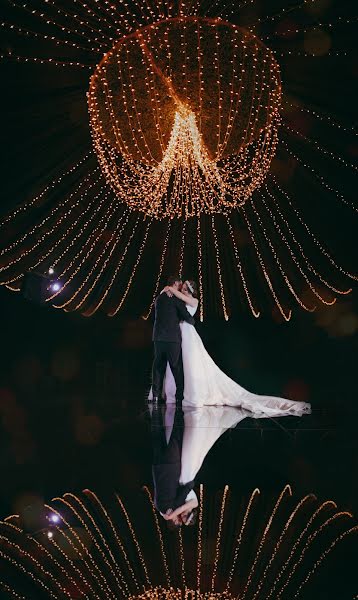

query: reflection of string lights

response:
[0,0,356,318]
[0,486,356,598]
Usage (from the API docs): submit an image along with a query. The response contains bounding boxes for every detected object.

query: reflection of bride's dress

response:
[179,405,254,485]
[164,304,311,417]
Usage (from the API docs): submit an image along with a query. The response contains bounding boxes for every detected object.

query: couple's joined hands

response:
[162,497,199,524]
[161,285,175,297]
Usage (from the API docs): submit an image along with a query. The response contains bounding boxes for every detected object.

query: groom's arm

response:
[175,298,195,325]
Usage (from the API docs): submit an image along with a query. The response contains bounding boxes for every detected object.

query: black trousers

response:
[152,341,184,401]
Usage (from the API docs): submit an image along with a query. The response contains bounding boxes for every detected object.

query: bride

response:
[160,280,311,417]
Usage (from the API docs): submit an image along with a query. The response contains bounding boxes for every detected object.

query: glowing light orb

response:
[88,17,281,219]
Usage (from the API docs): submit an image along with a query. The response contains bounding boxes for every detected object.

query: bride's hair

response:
[185,279,198,298]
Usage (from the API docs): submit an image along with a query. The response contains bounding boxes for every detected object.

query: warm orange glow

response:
[88,17,281,219]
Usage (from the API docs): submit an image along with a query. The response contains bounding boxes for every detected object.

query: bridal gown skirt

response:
[163,322,311,418]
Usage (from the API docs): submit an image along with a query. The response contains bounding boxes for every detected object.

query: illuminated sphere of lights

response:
[88,17,282,219]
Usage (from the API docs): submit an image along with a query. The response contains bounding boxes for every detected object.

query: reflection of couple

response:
[151,275,311,417]
[151,404,273,527]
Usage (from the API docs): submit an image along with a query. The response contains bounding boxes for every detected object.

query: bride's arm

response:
[166,286,198,308]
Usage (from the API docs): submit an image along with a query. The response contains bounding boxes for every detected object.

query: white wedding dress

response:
[163,303,311,417]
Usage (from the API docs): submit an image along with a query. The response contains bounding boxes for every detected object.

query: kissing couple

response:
[150,275,311,418]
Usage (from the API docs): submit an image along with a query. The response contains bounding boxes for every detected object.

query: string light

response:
[248,0,317,30]
[0,536,71,598]
[59,493,128,596]
[143,220,172,319]
[211,215,229,320]
[238,484,292,599]
[251,493,316,600]
[1,0,356,318]
[292,525,358,599]
[178,219,186,279]
[0,152,92,229]
[249,197,318,311]
[263,184,353,295]
[115,493,152,588]
[280,139,358,213]
[54,211,136,311]
[273,49,349,57]
[276,511,353,598]
[0,20,102,54]
[8,0,110,49]
[270,176,358,282]
[0,170,101,262]
[283,99,358,137]
[196,217,204,322]
[265,499,338,600]
[85,490,145,591]
[44,503,114,598]
[143,486,171,588]
[0,53,93,69]
[226,216,260,318]
[4,187,111,287]
[211,486,228,590]
[196,484,204,592]
[268,15,358,38]
[44,198,125,301]
[42,190,115,293]
[283,121,358,172]
[107,219,152,316]
[0,548,59,599]
[76,213,140,315]
[240,206,292,321]
[1,485,355,599]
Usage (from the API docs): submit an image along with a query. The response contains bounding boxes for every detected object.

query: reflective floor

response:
[0,294,357,598]
[0,390,356,599]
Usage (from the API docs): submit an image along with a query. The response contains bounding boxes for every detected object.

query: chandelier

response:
[88,17,281,219]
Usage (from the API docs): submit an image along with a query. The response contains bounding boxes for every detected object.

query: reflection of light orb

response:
[48,267,54,275]
[130,589,234,599]
[1,486,356,598]
[88,17,281,219]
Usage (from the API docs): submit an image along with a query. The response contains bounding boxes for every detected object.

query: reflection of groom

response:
[151,406,196,526]
[151,275,195,405]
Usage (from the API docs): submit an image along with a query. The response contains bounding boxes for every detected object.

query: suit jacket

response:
[152,293,195,343]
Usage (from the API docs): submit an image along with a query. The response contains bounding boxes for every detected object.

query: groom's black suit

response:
[152,293,195,401]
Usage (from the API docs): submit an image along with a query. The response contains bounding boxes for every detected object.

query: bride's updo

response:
[185,279,198,298]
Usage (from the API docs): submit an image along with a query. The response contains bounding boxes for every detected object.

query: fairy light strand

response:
[240,206,292,321]
[270,176,358,281]
[263,184,353,295]
[280,139,358,213]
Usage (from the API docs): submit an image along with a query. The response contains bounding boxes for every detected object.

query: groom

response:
[151,275,195,405]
